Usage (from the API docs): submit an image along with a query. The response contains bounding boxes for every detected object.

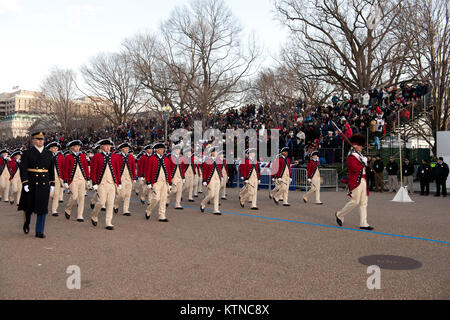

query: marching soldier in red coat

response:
[90,139,122,230]
[218,151,229,200]
[8,149,22,205]
[46,142,65,216]
[200,147,223,215]
[270,147,292,206]
[183,149,196,202]
[0,149,11,202]
[89,144,103,210]
[144,143,171,222]
[239,148,261,210]
[303,150,323,205]
[167,145,185,210]
[63,140,90,222]
[193,153,203,197]
[335,134,374,230]
[138,144,153,204]
[114,142,137,216]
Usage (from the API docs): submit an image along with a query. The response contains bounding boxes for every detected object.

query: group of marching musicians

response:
[8,131,374,239]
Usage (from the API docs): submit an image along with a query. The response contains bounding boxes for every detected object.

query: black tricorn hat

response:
[118,142,132,150]
[311,150,320,157]
[349,134,366,147]
[280,147,289,154]
[45,141,61,149]
[11,149,22,158]
[97,139,113,146]
[67,140,83,148]
[153,143,166,150]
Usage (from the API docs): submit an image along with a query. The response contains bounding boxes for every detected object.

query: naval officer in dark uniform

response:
[18,132,55,238]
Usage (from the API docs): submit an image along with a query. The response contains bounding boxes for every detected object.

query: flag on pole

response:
[12,86,19,90]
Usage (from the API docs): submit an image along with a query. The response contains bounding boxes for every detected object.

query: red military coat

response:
[347,153,369,196]
[137,153,152,178]
[307,160,320,179]
[63,152,90,184]
[183,156,197,175]
[239,158,260,180]
[169,154,186,180]
[118,153,137,180]
[0,157,9,176]
[8,159,19,180]
[202,158,222,185]
[219,158,229,176]
[271,156,291,179]
[53,152,65,180]
[145,154,172,185]
[90,152,122,186]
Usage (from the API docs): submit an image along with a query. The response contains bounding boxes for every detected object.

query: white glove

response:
[203,182,207,186]
[244,180,249,184]
[24,185,30,193]
[258,180,261,184]
[64,183,70,189]
[168,185,172,192]
[278,178,282,182]
[139,177,144,181]
[307,178,312,183]
[93,184,98,191]
[50,186,54,194]
[147,184,152,190]
[118,184,122,191]
[290,178,293,183]
[182,179,186,184]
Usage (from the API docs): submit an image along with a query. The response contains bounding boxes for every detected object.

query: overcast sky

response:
[0,0,288,93]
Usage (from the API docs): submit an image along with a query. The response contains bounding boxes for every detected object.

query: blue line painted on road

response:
[130,197,450,245]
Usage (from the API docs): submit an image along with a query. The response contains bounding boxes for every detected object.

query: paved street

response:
[0,188,449,300]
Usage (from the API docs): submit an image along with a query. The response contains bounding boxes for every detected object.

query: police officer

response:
[373,155,385,192]
[433,157,449,197]
[18,132,55,238]
[402,158,415,194]
[386,156,399,192]
[417,159,431,196]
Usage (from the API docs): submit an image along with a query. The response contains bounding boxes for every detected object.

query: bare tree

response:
[274,0,411,93]
[80,52,146,126]
[37,67,79,134]
[400,0,450,155]
[249,65,332,107]
[123,33,189,114]
[159,0,260,118]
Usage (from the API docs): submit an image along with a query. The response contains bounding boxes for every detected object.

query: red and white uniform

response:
[91,152,122,228]
[8,159,22,204]
[270,155,291,205]
[183,155,196,201]
[200,157,222,213]
[145,153,172,220]
[63,152,90,220]
[50,151,65,214]
[0,157,11,202]
[336,151,370,228]
[114,152,137,214]
[239,157,260,208]
[63,152,90,185]
[304,159,322,204]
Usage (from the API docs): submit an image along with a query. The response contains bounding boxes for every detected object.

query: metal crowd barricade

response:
[232,165,338,192]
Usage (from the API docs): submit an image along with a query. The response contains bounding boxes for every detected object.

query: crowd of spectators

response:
[3,81,431,167]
